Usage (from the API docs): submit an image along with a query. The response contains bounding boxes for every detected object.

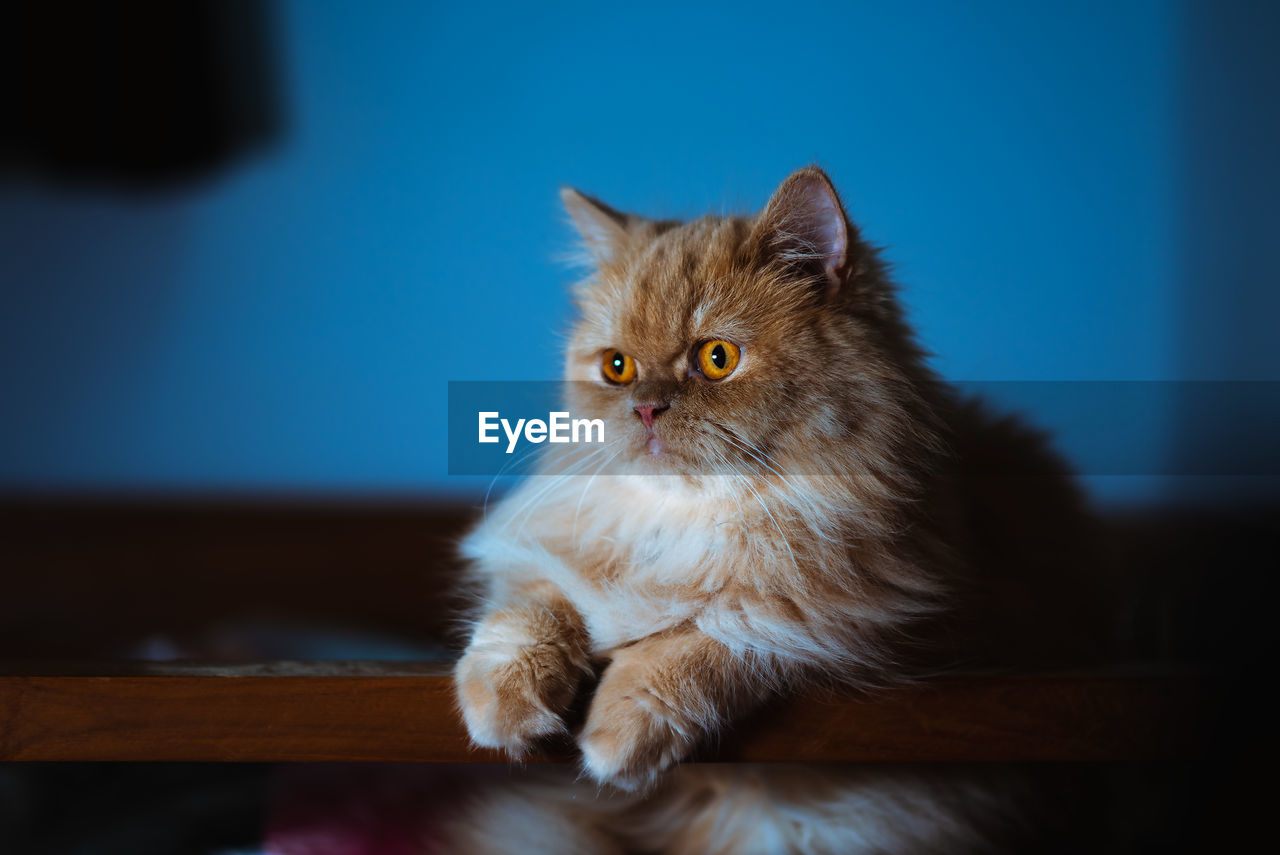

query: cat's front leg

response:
[579,629,769,792]
[455,581,592,758]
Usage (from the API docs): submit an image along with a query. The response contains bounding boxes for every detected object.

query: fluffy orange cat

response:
[450,167,1107,851]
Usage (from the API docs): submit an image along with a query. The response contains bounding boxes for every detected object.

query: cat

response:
[449,166,1111,851]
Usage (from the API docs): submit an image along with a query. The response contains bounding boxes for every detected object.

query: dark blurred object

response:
[1,0,282,187]
[0,499,473,660]
[0,764,268,855]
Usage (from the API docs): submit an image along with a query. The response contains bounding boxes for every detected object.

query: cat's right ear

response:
[561,188,631,266]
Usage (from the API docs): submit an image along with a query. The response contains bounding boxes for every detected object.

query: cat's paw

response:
[454,639,583,758]
[578,671,697,792]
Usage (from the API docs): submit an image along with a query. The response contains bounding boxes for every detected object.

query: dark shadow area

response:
[1116,506,1278,853]
[1173,1,1280,505]
[0,500,473,660]
[1164,6,1280,844]
[1,1,283,188]
[0,764,268,855]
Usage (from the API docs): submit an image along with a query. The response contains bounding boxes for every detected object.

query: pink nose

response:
[633,402,670,429]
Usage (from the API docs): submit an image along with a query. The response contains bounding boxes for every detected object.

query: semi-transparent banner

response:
[447,381,1280,478]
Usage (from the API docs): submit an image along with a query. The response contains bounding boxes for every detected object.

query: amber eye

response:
[695,340,741,381]
[601,349,637,385]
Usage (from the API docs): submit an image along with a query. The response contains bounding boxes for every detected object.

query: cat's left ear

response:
[561,187,632,266]
[752,167,856,299]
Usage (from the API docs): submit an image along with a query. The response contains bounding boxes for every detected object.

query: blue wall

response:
[1,1,1275,503]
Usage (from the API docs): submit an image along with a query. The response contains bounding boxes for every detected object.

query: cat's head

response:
[560,167,938,491]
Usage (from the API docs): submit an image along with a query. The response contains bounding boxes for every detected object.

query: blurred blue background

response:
[1,0,1276,505]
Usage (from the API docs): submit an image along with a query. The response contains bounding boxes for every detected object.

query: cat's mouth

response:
[633,424,681,469]
[627,417,706,471]
[637,417,667,457]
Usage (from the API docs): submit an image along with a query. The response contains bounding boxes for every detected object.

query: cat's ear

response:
[561,187,633,266]
[752,167,855,299]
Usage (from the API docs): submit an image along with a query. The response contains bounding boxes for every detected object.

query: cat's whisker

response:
[572,444,626,540]
[498,442,617,538]
[704,424,862,553]
[708,424,815,513]
[712,421,804,491]
[509,446,613,517]
[481,440,556,521]
[703,441,799,572]
[502,440,635,543]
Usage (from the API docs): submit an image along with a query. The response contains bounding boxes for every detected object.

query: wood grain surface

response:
[0,662,1203,763]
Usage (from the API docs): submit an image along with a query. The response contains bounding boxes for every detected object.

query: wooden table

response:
[0,661,1203,763]
[0,500,1232,765]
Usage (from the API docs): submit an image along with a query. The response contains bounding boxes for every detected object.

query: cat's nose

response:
[633,402,670,430]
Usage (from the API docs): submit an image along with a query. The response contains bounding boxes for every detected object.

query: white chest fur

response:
[468,474,756,653]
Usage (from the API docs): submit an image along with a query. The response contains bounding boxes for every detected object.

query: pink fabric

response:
[264,765,470,855]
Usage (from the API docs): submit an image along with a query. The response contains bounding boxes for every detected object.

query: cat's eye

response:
[695,340,741,381]
[601,349,637,385]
